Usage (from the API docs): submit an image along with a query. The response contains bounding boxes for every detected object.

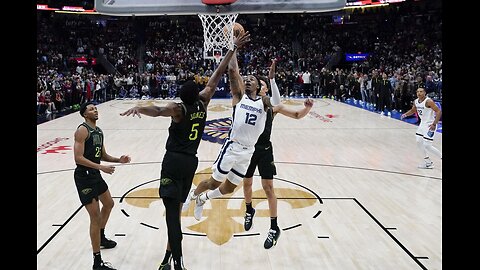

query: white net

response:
[198,13,238,62]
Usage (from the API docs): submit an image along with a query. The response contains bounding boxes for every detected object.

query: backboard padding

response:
[95,0,346,16]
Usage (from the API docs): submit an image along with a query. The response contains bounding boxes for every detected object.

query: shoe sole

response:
[100,242,117,249]
[100,245,117,249]
[194,204,204,221]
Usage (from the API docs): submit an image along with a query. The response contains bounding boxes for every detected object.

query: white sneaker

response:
[193,194,206,221]
[418,162,434,169]
[181,190,197,212]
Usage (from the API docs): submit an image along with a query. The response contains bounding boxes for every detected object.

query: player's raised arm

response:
[228,32,250,106]
[119,102,182,120]
[200,31,250,106]
[269,59,281,106]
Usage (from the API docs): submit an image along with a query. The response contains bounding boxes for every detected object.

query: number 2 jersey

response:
[76,122,103,171]
[165,100,207,156]
[414,97,435,126]
[229,94,267,147]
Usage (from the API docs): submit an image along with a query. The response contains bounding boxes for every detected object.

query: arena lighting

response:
[55,9,98,14]
[53,6,97,14]
[344,3,389,9]
[37,4,59,11]
[345,0,405,7]
[37,3,97,14]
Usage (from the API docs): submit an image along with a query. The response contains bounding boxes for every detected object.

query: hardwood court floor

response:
[37,98,442,270]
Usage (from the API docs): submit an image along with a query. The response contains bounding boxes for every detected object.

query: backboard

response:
[95,0,346,16]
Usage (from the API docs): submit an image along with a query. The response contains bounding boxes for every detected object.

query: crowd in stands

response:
[37,0,441,118]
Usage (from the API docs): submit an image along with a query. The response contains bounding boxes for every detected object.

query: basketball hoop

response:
[198,12,238,62]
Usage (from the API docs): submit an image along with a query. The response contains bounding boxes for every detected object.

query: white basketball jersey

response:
[415,97,435,125]
[229,94,267,146]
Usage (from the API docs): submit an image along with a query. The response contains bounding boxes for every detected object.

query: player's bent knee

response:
[223,180,237,194]
[208,179,222,189]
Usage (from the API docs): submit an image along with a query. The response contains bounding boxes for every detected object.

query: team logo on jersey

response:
[121,167,319,245]
[202,117,232,144]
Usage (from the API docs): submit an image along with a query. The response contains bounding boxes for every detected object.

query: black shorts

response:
[159,151,198,203]
[74,168,108,205]
[244,145,276,179]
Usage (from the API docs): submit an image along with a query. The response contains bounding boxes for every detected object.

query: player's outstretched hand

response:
[234,31,251,49]
[120,107,142,118]
[304,98,314,107]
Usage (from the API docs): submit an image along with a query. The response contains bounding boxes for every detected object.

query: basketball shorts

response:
[245,145,276,179]
[211,139,255,185]
[74,168,108,205]
[416,123,436,141]
[159,151,198,203]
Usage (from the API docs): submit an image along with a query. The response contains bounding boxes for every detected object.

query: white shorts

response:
[416,123,435,141]
[211,139,255,185]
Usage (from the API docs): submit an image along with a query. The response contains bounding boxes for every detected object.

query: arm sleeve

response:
[270,78,281,106]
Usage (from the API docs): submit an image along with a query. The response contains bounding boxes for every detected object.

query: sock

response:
[93,252,102,266]
[199,188,223,201]
[173,256,184,270]
[416,138,428,159]
[161,250,172,265]
[246,202,253,214]
[100,228,106,239]
[424,157,432,164]
[425,144,442,159]
[270,217,279,230]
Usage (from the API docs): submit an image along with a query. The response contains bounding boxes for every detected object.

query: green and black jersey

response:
[165,100,206,156]
[76,122,104,169]
[254,107,274,150]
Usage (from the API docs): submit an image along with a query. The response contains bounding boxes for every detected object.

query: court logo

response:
[202,117,232,144]
[40,145,72,154]
[37,137,70,153]
[207,104,231,112]
[308,111,337,122]
[123,167,317,245]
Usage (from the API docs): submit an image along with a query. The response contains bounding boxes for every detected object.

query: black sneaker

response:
[158,262,171,270]
[264,228,281,249]
[158,257,172,270]
[93,261,117,270]
[100,237,117,249]
[243,208,255,231]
